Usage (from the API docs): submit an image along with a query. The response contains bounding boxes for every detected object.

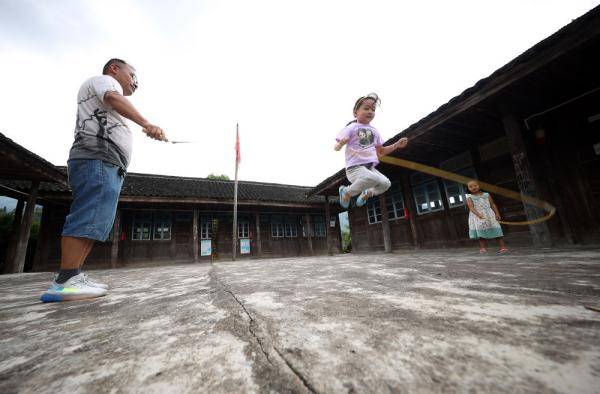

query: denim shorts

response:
[62,159,125,241]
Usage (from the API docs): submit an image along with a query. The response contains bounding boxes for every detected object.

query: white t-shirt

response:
[69,75,133,170]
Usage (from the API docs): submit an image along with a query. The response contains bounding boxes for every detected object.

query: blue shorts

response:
[62,159,125,242]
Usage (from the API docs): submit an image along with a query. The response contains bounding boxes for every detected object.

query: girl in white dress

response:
[466,181,508,253]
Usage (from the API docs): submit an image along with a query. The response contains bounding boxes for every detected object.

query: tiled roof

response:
[2,169,326,204]
[118,172,325,203]
[0,132,67,183]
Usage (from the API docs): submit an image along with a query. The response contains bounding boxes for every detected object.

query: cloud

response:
[0,0,106,51]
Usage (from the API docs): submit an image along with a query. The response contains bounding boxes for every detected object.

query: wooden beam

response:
[7,182,39,273]
[43,194,326,209]
[110,209,121,268]
[379,194,392,253]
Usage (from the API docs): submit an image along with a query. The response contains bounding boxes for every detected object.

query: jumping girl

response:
[335,93,408,208]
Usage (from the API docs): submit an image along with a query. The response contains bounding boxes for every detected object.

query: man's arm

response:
[104,91,166,141]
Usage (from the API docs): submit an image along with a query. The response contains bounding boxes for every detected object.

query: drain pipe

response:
[523,85,600,130]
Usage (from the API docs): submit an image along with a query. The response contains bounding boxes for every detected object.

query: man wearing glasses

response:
[40,58,167,302]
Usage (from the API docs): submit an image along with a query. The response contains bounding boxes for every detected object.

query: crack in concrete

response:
[222,287,273,365]
[211,266,318,394]
[273,346,318,394]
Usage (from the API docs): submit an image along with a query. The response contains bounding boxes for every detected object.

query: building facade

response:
[1,143,342,273]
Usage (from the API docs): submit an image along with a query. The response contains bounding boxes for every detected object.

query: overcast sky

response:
[0,0,597,186]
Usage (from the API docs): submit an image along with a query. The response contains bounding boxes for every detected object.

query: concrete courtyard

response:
[1,248,600,393]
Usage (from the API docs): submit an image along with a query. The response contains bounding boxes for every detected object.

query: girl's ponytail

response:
[345,119,357,126]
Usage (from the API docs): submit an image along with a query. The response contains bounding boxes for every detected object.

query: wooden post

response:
[379,194,393,253]
[536,138,576,244]
[347,206,356,252]
[8,182,39,273]
[402,175,420,248]
[502,113,552,247]
[110,209,121,268]
[254,212,262,257]
[304,214,313,255]
[4,199,25,273]
[32,205,50,271]
[324,197,333,255]
[193,209,199,262]
[438,178,458,244]
[169,212,177,259]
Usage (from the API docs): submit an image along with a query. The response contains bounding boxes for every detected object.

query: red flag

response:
[235,124,241,164]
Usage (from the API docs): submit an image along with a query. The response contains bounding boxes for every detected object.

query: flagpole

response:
[232,123,239,261]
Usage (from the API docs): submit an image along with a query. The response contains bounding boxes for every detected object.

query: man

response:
[40,58,167,302]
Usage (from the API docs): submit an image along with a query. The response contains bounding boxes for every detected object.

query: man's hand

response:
[142,123,167,141]
[395,137,408,149]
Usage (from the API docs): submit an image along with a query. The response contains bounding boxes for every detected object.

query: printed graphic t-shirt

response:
[336,122,384,168]
[69,75,132,170]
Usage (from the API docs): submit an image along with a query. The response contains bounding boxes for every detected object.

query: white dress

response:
[467,192,504,239]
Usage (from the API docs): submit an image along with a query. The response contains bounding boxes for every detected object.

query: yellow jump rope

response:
[379,155,556,226]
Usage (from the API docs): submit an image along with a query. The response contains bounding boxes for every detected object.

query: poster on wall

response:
[201,239,212,256]
[240,238,251,254]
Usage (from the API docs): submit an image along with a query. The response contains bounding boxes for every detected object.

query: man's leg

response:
[56,236,94,283]
[61,236,94,269]
[76,237,95,269]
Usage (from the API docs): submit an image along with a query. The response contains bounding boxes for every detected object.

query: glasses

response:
[115,64,138,87]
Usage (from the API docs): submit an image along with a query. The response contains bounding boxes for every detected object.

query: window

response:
[238,221,249,238]
[386,184,406,220]
[284,217,298,237]
[443,167,477,208]
[313,216,326,237]
[367,199,382,224]
[412,179,444,215]
[271,216,284,238]
[153,213,171,240]
[132,213,152,240]
[200,216,212,239]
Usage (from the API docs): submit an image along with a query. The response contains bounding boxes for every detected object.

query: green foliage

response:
[341,230,352,253]
[0,209,14,242]
[0,207,42,242]
[207,174,230,180]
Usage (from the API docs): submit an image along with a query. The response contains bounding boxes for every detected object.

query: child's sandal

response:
[479,248,487,253]
[338,186,350,209]
[356,190,370,207]
[499,247,509,253]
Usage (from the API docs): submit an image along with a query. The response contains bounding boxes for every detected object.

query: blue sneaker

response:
[338,186,350,209]
[356,190,370,207]
[40,273,107,303]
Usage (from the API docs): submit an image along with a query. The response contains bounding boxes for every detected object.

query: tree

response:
[207,174,230,180]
